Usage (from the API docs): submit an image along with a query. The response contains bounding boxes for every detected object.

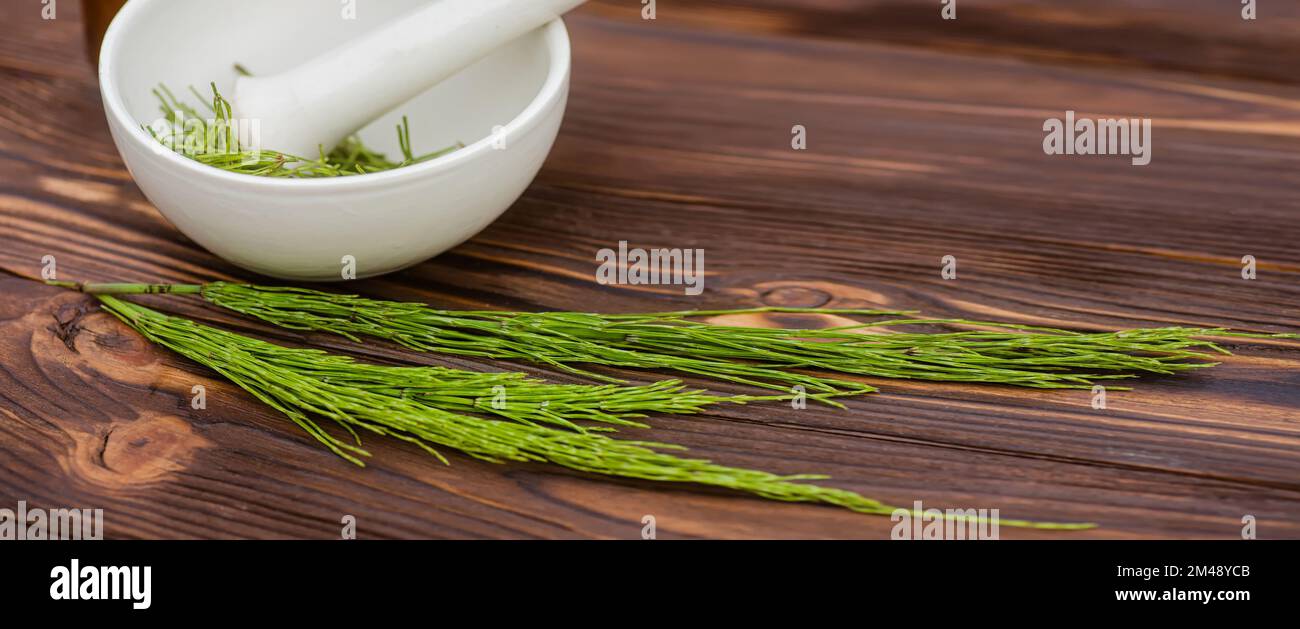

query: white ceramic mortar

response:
[100,0,571,280]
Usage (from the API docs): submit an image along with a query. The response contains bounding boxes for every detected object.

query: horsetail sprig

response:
[64,282,1294,397]
[90,295,1086,529]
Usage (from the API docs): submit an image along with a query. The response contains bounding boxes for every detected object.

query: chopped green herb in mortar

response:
[146,82,461,178]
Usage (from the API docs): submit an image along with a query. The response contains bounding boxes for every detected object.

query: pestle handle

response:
[234,0,587,159]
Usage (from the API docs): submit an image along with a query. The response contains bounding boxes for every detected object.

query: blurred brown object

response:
[83,0,128,66]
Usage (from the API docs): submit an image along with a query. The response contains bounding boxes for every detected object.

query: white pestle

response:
[234,0,587,159]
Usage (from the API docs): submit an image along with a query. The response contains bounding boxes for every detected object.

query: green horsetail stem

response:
[90,295,1089,530]
[62,281,1299,397]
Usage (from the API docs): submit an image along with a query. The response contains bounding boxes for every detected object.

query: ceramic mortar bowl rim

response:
[98,0,572,192]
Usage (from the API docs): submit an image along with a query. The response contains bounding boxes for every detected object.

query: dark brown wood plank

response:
[0,1,1297,539]
[587,0,1300,86]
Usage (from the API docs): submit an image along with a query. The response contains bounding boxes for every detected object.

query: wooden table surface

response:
[2,1,1298,539]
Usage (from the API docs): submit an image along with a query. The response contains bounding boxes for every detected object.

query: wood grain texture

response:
[1,1,1297,539]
